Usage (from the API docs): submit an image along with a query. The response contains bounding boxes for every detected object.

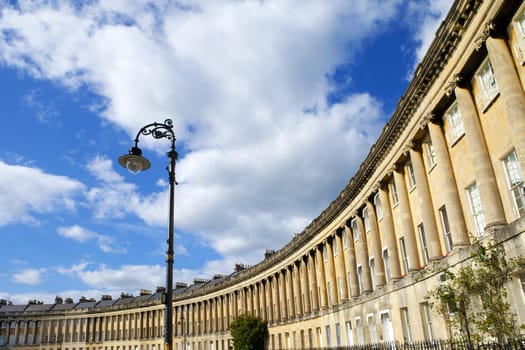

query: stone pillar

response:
[253,284,259,318]
[220,293,226,328]
[455,85,506,228]
[325,237,338,305]
[219,294,228,331]
[279,271,288,320]
[426,120,469,246]
[260,281,268,321]
[272,274,280,321]
[378,184,401,280]
[315,245,328,308]
[409,146,442,260]
[292,262,303,316]
[334,229,349,301]
[242,288,248,316]
[366,199,386,287]
[300,256,311,314]
[210,298,215,333]
[355,214,373,293]
[285,267,295,318]
[266,277,274,322]
[343,223,360,297]
[246,287,251,316]
[485,35,525,172]
[307,251,319,311]
[203,301,208,334]
[393,167,420,271]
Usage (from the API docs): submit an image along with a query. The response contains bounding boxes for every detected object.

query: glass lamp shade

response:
[118,147,151,174]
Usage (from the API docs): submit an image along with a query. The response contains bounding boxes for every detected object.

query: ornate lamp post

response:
[118,118,177,350]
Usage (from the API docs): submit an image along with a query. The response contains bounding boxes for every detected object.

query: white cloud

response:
[56,262,198,293]
[56,261,91,276]
[57,225,95,242]
[57,225,127,254]
[0,160,84,226]
[86,155,125,184]
[85,156,140,219]
[12,268,46,285]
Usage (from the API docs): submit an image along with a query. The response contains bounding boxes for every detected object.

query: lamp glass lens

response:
[126,158,144,174]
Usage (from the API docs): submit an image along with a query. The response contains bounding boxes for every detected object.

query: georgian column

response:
[199,302,204,335]
[454,85,506,228]
[485,35,525,172]
[210,298,216,333]
[253,284,259,318]
[393,166,420,271]
[259,280,268,321]
[307,251,319,311]
[219,295,228,331]
[292,261,303,316]
[355,213,373,293]
[325,237,338,305]
[233,291,239,319]
[343,223,360,297]
[266,277,274,322]
[272,274,280,321]
[315,244,328,309]
[203,301,208,334]
[279,270,288,320]
[334,229,349,301]
[378,182,402,280]
[366,199,386,287]
[223,295,229,330]
[409,145,442,260]
[242,288,248,316]
[300,256,311,314]
[247,287,253,316]
[426,119,469,246]
[284,267,295,319]
[190,306,195,336]
[252,285,257,317]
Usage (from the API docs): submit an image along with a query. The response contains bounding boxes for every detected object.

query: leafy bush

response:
[230,314,268,350]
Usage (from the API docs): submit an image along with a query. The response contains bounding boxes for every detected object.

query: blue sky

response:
[0,0,451,304]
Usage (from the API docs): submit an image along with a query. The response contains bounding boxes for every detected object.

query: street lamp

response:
[118,118,178,350]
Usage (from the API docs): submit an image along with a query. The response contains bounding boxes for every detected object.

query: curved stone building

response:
[2,0,525,349]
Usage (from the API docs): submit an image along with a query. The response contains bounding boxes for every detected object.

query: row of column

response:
[4,310,164,346]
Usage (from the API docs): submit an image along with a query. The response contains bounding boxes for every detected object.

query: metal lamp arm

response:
[133,118,176,151]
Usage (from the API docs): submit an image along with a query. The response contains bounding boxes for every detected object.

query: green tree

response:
[230,314,268,350]
[427,239,525,342]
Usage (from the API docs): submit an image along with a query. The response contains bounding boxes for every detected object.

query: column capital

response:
[402,141,416,155]
[445,73,467,96]
[419,113,438,129]
[387,165,395,177]
[475,20,496,51]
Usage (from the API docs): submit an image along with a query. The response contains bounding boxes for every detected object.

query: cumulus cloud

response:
[12,268,46,285]
[85,155,140,219]
[56,262,197,293]
[57,225,127,253]
[0,160,84,226]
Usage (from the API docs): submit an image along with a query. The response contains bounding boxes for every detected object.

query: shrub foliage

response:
[230,314,268,350]
[427,239,525,342]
